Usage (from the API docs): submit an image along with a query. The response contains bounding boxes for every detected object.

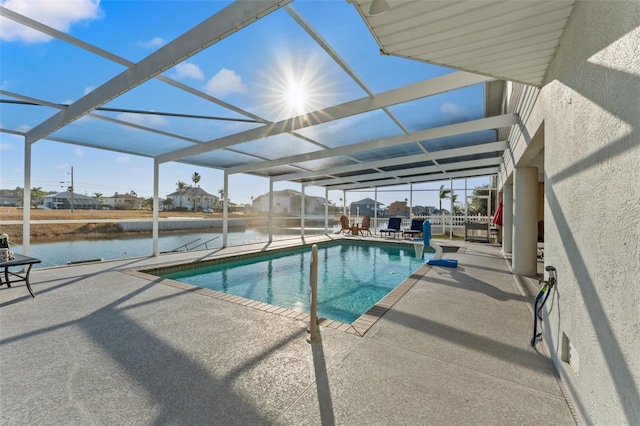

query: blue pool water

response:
[161,241,431,324]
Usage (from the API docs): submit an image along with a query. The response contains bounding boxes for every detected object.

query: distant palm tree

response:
[93,192,103,201]
[451,192,463,215]
[217,189,225,212]
[439,184,451,214]
[192,172,201,187]
[30,187,46,207]
[176,181,188,208]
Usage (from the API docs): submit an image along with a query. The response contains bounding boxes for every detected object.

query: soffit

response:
[352,0,576,87]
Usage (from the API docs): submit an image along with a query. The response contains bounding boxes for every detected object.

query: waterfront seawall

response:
[116,219,246,232]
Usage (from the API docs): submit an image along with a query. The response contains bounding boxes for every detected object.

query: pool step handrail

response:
[168,237,202,252]
[308,244,319,342]
[190,236,220,250]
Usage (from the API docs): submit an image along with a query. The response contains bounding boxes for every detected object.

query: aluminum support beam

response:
[229,114,516,175]
[24,0,289,145]
[22,139,31,256]
[374,188,378,232]
[158,71,494,164]
[152,160,160,256]
[332,167,501,190]
[305,157,503,187]
[324,187,329,233]
[273,141,509,182]
[268,179,274,243]
[285,4,410,134]
[223,172,229,248]
[409,184,413,219]
[301,184,306,238]
[450,178,454,239]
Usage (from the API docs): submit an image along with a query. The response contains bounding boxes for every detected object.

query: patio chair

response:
[337,215,352,234]
[403,219,424,239]
[380,217,402,238]
[360,216,373,236]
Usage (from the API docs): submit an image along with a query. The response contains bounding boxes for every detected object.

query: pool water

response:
[161,241,430,324]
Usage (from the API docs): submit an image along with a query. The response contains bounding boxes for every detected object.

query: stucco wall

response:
[541,1,640,424]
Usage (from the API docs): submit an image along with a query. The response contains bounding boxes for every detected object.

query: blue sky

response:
[1,0,492,209]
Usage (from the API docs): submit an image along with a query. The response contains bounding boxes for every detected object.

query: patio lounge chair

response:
[403,219,424,239]
[360,216,373,236]
[380,217,402,238]
[337,215,352,234]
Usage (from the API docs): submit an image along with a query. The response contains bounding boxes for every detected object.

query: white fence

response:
[342,215,493,236]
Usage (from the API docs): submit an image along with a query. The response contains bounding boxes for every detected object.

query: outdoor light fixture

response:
[369,0,390,16]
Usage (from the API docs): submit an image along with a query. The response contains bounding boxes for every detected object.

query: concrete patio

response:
[1,237,578,425]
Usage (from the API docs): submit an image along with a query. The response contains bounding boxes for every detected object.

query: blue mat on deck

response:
[427,258,458,268]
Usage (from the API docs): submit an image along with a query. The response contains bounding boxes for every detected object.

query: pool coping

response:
[126,239,450,337]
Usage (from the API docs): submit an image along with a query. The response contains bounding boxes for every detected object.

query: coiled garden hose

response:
[530,266,556,346]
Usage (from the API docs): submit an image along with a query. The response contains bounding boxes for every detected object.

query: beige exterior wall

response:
[537,182,544,222]
[514,2,639,423]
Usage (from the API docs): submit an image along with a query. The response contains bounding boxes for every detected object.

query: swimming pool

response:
[158,241,431,324]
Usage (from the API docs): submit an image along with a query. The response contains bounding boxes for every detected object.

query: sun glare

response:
[259,50,335,121]
[286,83,307,109]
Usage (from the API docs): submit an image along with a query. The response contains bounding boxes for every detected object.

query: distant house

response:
[166,187,218,212]
[102,193,145,210]
[42,191,103,210]
[0,195,19,207]
[252,189,326,215]
[387,200,410,218]
[349,197,384,217]
[411,205,436,216]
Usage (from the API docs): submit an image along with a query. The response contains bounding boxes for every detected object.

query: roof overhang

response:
[351,0,576,87]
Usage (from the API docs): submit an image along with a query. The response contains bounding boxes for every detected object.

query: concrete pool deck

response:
[1,236,578,425]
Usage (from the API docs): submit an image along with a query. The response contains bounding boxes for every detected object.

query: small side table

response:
[1,254,42,298]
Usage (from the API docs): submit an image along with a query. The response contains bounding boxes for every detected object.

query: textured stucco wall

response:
[541,1,640,424]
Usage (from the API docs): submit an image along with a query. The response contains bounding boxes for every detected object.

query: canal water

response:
[16,227,333,268]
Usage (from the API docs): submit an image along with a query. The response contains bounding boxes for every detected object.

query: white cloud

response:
[0,142,15,151]
[205,68,247,98]
[440,102,466,116]
[116,155,131,164]
[0,0,102,44]
[16,124,31,133]
[138,37,164,49]
[116,112,167,127]
[83,85,96,95]
[74,147,84,157]
[173,62,204,81]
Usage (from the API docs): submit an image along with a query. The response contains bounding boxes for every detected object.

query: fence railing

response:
[341,215,492,231]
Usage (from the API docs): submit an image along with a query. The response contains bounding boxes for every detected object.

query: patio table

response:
[1,253,41,298]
